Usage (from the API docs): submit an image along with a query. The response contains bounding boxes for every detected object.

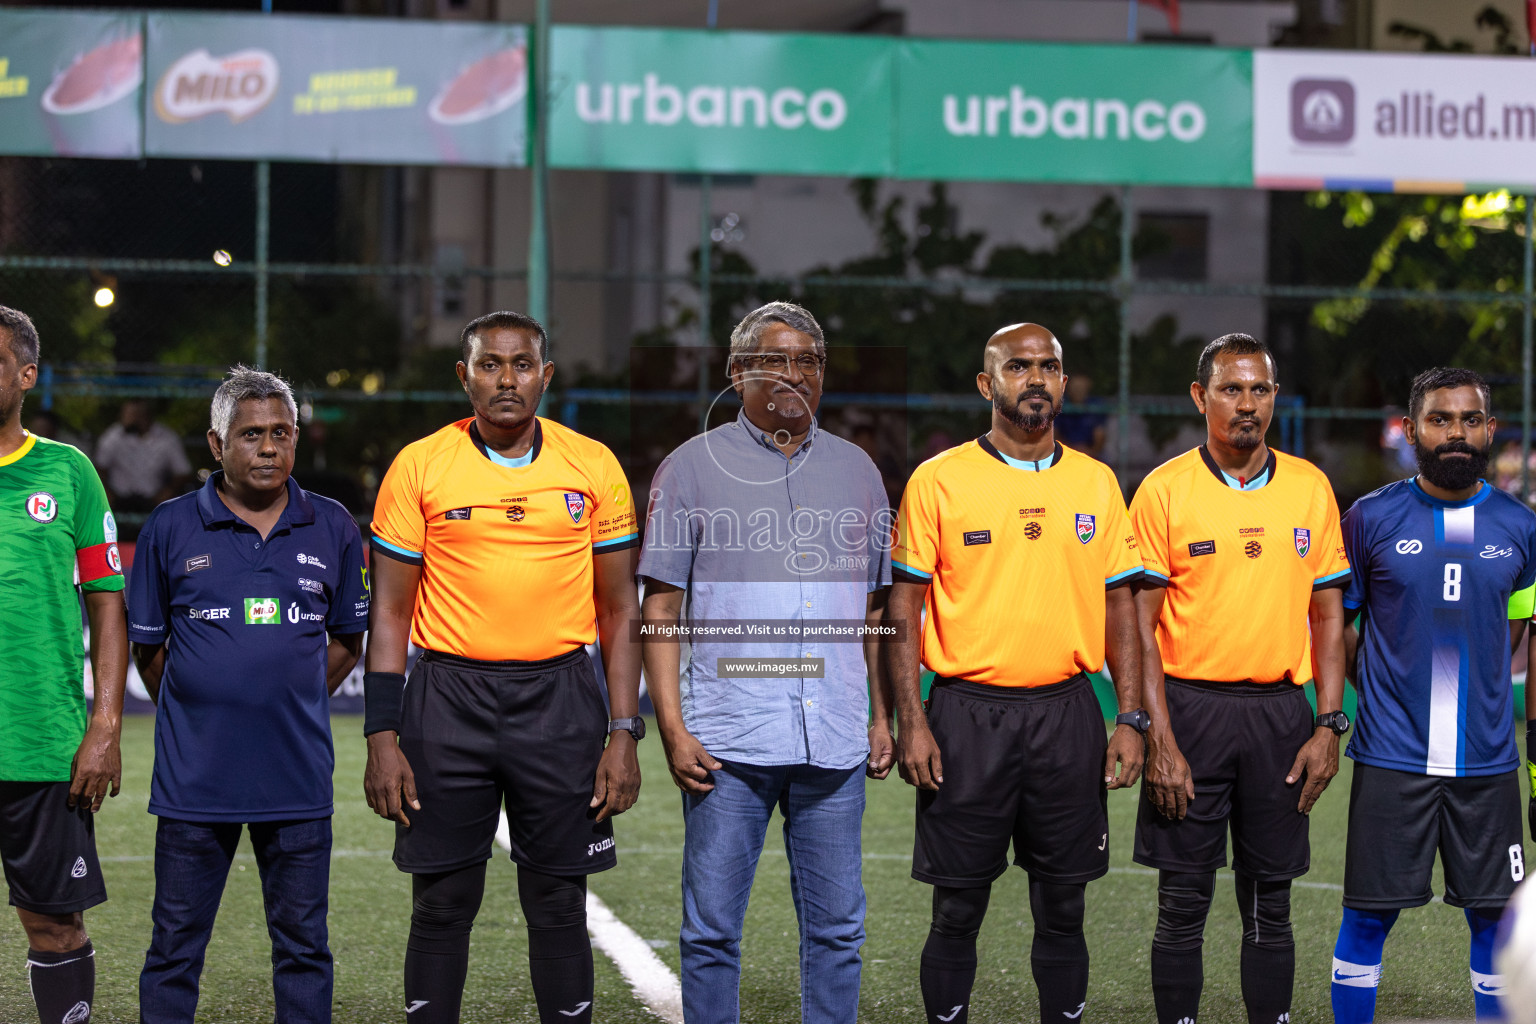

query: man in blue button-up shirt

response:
[126,367,369,1024]
[639,301,893,1024]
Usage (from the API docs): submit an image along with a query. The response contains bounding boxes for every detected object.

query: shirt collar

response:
[1408,476,1492,509]
[196,471,314,530]
[737,409,817,457]
[1198,445,1277,490]
[978,433,1063,471]
[470,417,542,465]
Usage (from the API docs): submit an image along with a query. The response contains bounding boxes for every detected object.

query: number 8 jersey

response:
[1343,477,1536,778]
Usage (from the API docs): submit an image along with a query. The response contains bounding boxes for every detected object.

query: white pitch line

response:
[496,811,684,1024]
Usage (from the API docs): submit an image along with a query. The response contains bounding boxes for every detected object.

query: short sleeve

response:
[125,509,169,643]
[1310,480,1351,591]
[637,454,695,587]
[589,444,639,554]
[1341,501,1368,611]
[329,513,370,634]
[892,467,939,585]
[370,445,426,565]
[1100,476,1142,589]
[867,461,893,592]
[72,451,124,593]
[1128,473,1171,588]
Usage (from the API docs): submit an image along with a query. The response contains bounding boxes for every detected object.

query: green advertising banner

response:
[144,13,526,166]
[548,26,894,177]
[0,9,143,159]
[895,39,1253,187]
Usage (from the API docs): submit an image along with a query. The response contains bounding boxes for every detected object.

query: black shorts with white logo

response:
[0,781,108,914]
[1343,761,1526,910]
[912,674,1110,888]
[393,647,617,876]
[1134,678,1314,882]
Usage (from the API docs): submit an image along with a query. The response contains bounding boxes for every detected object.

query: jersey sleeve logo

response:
[1294,528,1311,558]
[26,492,57,523]
[565,492,586,523]
[1075,514,1096,544]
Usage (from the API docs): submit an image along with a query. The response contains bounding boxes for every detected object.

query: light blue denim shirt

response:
[638,411,893,769]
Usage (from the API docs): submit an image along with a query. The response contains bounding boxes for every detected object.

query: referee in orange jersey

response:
[1130,333,1350,1024]
[362,312,642,1024]
[890,323,1147,1024]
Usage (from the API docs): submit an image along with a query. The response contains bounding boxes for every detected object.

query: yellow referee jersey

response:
[371,417,638,662]
[1130,446,1350,685]
[892,438,1143,687]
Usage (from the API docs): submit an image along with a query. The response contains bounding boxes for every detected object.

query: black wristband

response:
[363,671,406,737]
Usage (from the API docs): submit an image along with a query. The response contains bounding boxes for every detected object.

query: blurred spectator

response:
[1380,408,1418,477]
[26,406,92,456]
[1493,438,1536,499]
[93,399,192,512]
[848,421,905,510]
[1056,373,1107,457]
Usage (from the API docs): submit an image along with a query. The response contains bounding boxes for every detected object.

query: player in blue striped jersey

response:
[1331,368,1534,1023]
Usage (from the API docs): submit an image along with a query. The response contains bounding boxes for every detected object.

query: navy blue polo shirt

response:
[126,473,369,822]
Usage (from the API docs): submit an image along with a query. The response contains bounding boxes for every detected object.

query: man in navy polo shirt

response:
[126,366,369,1023]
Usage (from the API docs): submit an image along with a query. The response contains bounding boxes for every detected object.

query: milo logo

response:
[244,597,281,624]
[155,48,279,124]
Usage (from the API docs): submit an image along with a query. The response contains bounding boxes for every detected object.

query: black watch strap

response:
[608,716,645,742]
[1115,709,1151,734]
[1315,710,1350,735]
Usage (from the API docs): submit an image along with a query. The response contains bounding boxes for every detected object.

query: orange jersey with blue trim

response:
[1130,446,1350,684]
[892,438,1142,687]
[371,417,637,661]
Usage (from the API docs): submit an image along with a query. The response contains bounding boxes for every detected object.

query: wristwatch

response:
[1315,710,1350,735]
[1114,709,1152,734]
[608,716,646,742]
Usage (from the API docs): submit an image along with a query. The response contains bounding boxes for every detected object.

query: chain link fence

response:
[2,155,1533,525]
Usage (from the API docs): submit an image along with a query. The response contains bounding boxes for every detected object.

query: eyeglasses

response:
[737,352,826,375]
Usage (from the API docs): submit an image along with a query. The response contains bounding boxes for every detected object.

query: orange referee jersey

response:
[1130,446,1349,685]
[371,417,638,662]
[892,438,1143,687]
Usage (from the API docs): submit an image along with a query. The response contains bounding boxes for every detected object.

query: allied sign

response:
[548,26,895,176]
[144,12,527,166]
[894,39,1253,187]
[1254,50,1536,192]
[0,9,143,158]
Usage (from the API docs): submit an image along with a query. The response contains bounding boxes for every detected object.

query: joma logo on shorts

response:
[587,838,615,856]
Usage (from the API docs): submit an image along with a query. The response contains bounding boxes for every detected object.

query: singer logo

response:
[1290,78,1354,144]
[155,48,279,124]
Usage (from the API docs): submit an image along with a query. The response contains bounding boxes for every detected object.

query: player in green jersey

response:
[0,306,127,1024]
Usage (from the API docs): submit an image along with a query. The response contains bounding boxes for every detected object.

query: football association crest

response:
[565,492,586,523]
[1075,514,1096,544]
[1294,528,1311,558]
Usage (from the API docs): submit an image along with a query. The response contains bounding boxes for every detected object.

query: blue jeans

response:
[680,762,865,1024]
[139,817,333,1024]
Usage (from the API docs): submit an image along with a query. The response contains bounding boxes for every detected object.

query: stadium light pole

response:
[254,0,273,369]
[1117,186,1133,493]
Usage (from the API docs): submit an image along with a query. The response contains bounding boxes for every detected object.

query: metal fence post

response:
[253,0,273,370]
[695,1,719,434]
[1523,195,1533,501]
[528,0,551,334]
[1117,184,1134,492]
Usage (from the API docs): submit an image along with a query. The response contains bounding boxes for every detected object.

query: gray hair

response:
[210,365,298,443]
[727,301,826,374]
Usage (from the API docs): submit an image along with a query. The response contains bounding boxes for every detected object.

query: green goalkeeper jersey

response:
[0,433,124,781]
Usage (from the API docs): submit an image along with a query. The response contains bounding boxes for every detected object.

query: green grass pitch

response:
[1,715,1522,1022]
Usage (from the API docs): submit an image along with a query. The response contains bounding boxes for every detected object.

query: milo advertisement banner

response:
[144,12,527,166]
[894,39,1253,187]
[548,26,895,176]
[0,8,143,159]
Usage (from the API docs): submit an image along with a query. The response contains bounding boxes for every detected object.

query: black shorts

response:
[394,648,617,876]
[0,781,107,915]
[1134,679,1313,882]
[912,674,1109,888]
[1343,762,1526,910]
